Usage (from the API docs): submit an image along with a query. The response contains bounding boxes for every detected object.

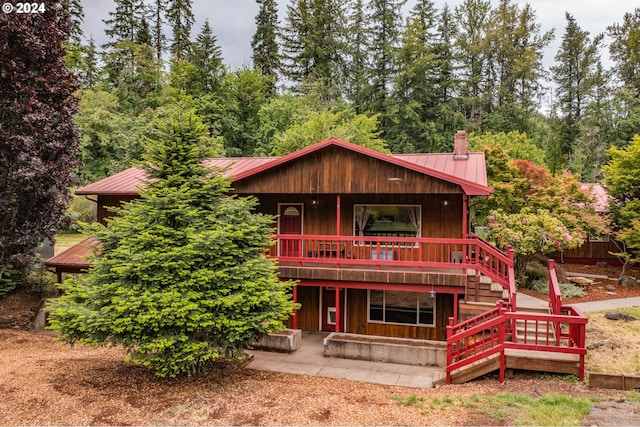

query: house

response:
[47,131,587,383]
[552,183,621,265]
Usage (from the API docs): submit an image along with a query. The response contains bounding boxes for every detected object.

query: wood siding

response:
[286,286,320,331]
[248,193,463,239]
[234,146,463,195]
[288,287,453,340]
[552,239,621,263]
[345,289,453,340]
[97,195,138,224]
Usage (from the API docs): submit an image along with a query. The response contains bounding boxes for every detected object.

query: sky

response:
[82,0,638,72]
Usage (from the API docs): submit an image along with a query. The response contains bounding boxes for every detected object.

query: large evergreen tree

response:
[166,0,194,61]
[344,0,371,113]
[551,13,603,161]
[251,0,280,94]
[48,108,296,377]
[365,0,407,137]
[389,0,440,153]
[280,0,347,100]
[454,0,491,129]
[189,19,225,94]
[0,2,80,280]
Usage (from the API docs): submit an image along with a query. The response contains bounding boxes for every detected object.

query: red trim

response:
[336,195,341,235]
[231,138,492,196]
[296,280,465,294]
[335,287,340,333]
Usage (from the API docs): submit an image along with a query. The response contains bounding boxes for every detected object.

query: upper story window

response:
[354,205,421,239]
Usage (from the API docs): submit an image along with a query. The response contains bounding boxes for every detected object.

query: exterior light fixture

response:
[387,177,402,181]
[443,199,449,207]
[429,285,436,299]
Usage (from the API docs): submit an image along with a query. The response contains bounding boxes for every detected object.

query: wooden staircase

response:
[444,262,588,385]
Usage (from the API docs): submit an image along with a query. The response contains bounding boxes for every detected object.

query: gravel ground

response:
[1,262,639,425]
[0,328,637,426]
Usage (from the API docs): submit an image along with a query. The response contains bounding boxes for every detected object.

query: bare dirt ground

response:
[0,262,639,426]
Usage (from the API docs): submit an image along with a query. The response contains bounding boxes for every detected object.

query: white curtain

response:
[407,206,420,237]
[355,206,371,236]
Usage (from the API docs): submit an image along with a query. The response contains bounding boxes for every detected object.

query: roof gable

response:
[76,138,491,196]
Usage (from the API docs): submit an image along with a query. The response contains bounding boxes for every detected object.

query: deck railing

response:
[270,234,515,291]
[445,260,588,383]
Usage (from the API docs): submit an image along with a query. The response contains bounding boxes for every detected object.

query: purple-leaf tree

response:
[0,1,80,280]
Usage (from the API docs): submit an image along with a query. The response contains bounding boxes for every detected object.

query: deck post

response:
[462,194,468,239]
[453,292,458,323]
[335,286,340,333]
[336,195,341,235]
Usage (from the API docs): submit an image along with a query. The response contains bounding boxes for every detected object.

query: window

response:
[354,205,421,239]
[368,290,435,326]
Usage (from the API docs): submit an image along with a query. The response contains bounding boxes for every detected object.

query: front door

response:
[321,287,345,331]
[279,204,303,257]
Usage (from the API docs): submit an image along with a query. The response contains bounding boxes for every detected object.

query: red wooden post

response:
[292,285,298,330]
[335,287,340,333]
[336,195,341,235]
[453,292,458,323]
[462,194,468,239]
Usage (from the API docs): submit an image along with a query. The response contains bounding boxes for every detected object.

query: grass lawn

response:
[54,233,88,255]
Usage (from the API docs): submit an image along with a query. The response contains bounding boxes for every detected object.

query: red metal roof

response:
[76,139,491,196]
[44,237,99,270]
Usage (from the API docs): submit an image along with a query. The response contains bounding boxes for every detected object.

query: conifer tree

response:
[166,0,194,61]
[551,13,603,162]
[48,108,296,378]
[344,0,371,113]
[251,0,280,94]
[190,19,225,93]
[280,0,347,99]
[366,0,407,137]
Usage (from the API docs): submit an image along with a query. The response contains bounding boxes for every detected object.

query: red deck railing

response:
[270,234,515,292]
[445,260,588,383]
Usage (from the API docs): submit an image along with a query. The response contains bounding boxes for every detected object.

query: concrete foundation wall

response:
[323,333,447,367]
[253,329,302,353]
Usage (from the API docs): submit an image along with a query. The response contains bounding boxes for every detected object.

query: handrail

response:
[446,302,588,383]
[271,234,514,291]
[548,259,563,316]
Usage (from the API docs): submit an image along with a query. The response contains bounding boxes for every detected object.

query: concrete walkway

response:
[571,296,640,313]
[246,295,640,389]
[246,332,445,389]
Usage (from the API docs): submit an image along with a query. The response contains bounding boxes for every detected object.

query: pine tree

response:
[483,0,553,132]
[280,0,347,99]
[103,0,146,47]
[454,0,491,129]
[389,0,440,153]
[251,0,280,94]
[82,36,102,89]
[149,0,167,61]
[48,108,296,378]
[607,8,640,96]
[344,0,371,113]
[551,13,603,162]
[0,2,80,281]
[62,0,84,44]
[366,0,407,136]
[166,0,194,61]
[190,19,225,93]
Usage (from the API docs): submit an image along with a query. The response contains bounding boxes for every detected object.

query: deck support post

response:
[335,287,340,333]
[462,194,468,238]
[336,195,341,235]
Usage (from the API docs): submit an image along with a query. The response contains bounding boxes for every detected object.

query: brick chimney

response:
[453,130,469,160]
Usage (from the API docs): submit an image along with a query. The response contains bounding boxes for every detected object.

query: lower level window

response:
[368,290,435,326]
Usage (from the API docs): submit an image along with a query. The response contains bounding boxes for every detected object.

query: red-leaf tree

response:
[0,2,80,280]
